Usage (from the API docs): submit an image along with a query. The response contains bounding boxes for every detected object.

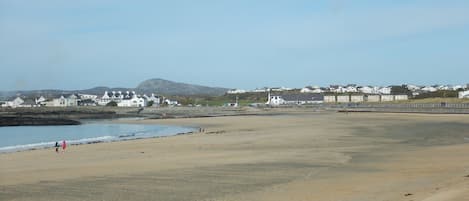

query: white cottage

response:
[3,97,24,108]
[459,91,469,99]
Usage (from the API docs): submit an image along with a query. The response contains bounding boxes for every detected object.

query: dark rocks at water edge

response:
[0,116,81,126]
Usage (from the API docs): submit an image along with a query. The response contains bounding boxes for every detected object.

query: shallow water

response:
[0,121,195,153]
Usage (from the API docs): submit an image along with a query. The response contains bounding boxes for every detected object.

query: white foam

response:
[0,136,116,153]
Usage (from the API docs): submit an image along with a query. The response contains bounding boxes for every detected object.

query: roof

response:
[274,93,324,102]
[21,99,37,105]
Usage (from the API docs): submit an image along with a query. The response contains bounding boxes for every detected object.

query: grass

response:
[397,98,469,104]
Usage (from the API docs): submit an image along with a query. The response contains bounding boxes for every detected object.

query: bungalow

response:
[44,94,79,107]
[406,84,421,91]
[78,99,97,106]
[227,89,247,94]
[164,99,179,106]
[19,99,39,107]
[35,96,47,105]
[117,95,146,107]
[79,94,98,101]
[2,97,24,108]
[144,93,161,107]
[301,86,324,93]
[459,91,469,99]
[344,85,358,93]
[267,93,324,106]
[378,87,392,95]
[358,86,376,94]
[421,86,437,93]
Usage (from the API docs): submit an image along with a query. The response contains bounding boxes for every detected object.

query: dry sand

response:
[1,111,469,201]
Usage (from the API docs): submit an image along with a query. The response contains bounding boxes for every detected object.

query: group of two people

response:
[55,140,67,153]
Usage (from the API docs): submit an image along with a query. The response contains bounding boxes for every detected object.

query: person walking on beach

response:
[55,141,59,153]
[62,140,67,152]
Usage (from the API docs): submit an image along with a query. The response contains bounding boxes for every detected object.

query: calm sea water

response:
[0,121,195,153]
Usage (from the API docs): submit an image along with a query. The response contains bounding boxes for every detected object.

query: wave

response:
[0,136,115,153]
[0,125,197,154]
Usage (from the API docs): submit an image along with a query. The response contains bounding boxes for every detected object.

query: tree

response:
[147,101,154,107]
[391,85,411,95]
[106,101,117,107]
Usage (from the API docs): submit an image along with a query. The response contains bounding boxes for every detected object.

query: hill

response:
[136,78,229,96]
[0,78,229,99]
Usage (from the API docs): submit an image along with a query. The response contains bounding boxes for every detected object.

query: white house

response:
[118,96,147,107]
[301,86,324,93]
[50,96,67,107]
[145,93,161,107]
[358,86,375,94]
[45,95,79,107]
[271,87,293,92]
[459,91,469,99]
[267,95,285,106]
[267,93,324,106]
[3,97,24,108]
[452,85,464,91]
[344,86,358,93]
[164,99,179,106]
[406,84,421,91]
[35,96,47,105]
[252,88,269,93]
[437,85,450,90]
[79,94,98,100]
[421,86,437,92]
[227,89,247,94]
[378,87,392,94]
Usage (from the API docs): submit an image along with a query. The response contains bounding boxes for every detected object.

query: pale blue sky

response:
[1,0,468,91]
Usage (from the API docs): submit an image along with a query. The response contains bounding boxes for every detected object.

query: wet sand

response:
[1,111,469,201]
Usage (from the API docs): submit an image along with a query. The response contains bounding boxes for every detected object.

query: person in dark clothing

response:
[55,141,59,153]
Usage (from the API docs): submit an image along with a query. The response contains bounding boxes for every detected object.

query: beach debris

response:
[206,130,226,135]
[464,174,469,178]
[404,193,413,197]
[140,152,145,154]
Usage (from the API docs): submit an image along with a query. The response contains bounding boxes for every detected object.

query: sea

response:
[0,120,195,153]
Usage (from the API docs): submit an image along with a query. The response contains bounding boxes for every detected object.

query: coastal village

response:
[1,84,469,108]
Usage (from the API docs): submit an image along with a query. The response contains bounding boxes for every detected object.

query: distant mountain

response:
[136,78,229,96]
[0,78,229,99]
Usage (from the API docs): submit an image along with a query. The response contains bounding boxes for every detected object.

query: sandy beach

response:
[1,111,469,201]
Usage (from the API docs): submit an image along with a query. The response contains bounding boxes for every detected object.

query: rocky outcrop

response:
[0,116,81,126]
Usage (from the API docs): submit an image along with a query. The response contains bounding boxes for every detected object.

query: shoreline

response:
[1,112,469,200]
[0,121,198,154]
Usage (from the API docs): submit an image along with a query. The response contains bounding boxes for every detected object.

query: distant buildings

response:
[267,93,324,106]
[323,94,409,103]
[1,97,40,108]
[1,91,164,108]
[459,91,469,99]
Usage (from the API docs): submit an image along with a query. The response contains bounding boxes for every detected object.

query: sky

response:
[1,0,469,91]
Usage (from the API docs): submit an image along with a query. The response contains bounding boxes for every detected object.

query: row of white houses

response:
[323,94,409,103]
[229,84,469,96]
[459,91,469,99]
[0,91,178,108]
[266,93,409,106]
